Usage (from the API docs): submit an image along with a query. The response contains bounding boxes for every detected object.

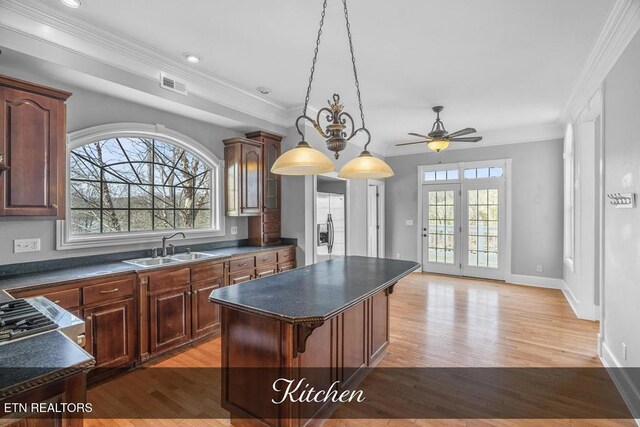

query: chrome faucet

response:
[161,232,186,257]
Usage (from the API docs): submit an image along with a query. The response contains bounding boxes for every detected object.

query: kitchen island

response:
[210,256,420,426]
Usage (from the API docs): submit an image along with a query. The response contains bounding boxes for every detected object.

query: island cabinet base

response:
[221,285,393,427]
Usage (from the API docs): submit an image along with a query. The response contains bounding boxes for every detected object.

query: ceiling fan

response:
[397,106,483,152]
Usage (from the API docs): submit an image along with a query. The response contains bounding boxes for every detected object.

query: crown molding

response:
[0,0,293,127]
[560,0,640,123]
[384,122,563,157]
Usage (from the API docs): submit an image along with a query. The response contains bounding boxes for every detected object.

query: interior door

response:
[462,180,506,280]
[421,184,461,275]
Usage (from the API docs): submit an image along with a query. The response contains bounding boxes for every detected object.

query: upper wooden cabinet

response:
[226,131,284,246]
[0,75,71,218]
[223,138,263,216]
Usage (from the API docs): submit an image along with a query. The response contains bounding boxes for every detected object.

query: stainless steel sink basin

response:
[169,252,214,261]
[122,257,184,267]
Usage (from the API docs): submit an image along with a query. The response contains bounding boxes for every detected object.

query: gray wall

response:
[385,139,564,278]
[602,29,640,367]
[0,67,248,265]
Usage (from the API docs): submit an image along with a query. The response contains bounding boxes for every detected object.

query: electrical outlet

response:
[14,238,41,253]
[405,220,414,226]
[622,343,627,361]
[536,264,543,272]
[396,252,401,259]
[230,226,238,235]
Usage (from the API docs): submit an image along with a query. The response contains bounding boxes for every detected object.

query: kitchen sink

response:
[122,257,184,267]
[169,252,214,261]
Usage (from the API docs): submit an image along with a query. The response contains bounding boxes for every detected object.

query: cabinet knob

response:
[86,316,92,321]
[50,204,58,209]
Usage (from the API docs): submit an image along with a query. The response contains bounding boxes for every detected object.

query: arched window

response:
[58,124,223,249]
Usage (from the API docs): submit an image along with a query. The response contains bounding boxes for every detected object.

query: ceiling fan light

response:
[338,151,394,180]
[427,139,449,152]
[271,141,335,176]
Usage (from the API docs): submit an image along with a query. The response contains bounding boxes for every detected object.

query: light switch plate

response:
[14,238,41,253]
[405,220,414,226]
[230,226,238,235]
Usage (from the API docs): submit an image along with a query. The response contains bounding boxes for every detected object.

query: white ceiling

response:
[4,0,615,154]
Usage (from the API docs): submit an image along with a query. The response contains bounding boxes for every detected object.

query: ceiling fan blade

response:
[446,128,477,138]
[449,136,483,143]
[408,132,430,139]
[396,141,428,146]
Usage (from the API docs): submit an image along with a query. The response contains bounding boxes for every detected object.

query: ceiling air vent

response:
[160,73,187,95]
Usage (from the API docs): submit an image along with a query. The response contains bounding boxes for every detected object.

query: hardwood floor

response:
[86,273,633,426]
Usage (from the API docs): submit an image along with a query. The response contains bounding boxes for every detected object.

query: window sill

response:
[56,221,225,250]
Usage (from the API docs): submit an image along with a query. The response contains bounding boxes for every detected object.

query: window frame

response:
[57,123,224,250]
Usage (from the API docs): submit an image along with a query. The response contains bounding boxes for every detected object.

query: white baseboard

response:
[561,280,580,318]
[508,274,563,289]
[600,341,640,425]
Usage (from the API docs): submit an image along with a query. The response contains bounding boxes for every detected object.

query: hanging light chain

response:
[303,0,328,116]
[342,0,366,130]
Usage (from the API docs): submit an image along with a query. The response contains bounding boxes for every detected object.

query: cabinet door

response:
[263,141,280,214]
[149,285,192,354]
[84,298,136,368]
[256,265,277,278]
[0,87,63,216]
[228,269,255,285]
[192,280,221,339]
[241,143,262,215]
[369,291,390,362]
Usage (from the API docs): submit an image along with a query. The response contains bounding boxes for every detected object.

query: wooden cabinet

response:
[149,285,192,354]
[245,131,283,246]
[141,267,192,357]
[192,279,222,338]
[223,138,263,216]
[83,298,136,368]
[0,75,71,218]
[191,261,224,339]
[223,247,295,286]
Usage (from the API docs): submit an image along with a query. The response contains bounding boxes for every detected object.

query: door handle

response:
[99,288,119,294]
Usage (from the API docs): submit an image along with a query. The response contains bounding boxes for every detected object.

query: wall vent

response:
[160,73,187,95]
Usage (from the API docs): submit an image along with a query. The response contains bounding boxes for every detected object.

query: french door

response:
[421,184,461,275]
[422,180,506,280]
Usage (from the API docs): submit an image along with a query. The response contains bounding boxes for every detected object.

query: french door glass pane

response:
[427,190,455,264]
[467,189,499,269]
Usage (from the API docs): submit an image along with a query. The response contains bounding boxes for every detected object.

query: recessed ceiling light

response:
[60,0,81,8]
[257,87,271,95]
[184,53,201,64]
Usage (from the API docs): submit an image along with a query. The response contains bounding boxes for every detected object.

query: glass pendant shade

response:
[338,151,394,179]
[270,141,335,176]
[427,139,449,152]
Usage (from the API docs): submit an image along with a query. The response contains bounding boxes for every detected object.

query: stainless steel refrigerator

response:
[316,192,346,262]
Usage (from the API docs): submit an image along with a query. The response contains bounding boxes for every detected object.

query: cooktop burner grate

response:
[0,299,58,341]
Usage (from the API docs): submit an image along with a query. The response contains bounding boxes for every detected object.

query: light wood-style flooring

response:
[86,273,633,426]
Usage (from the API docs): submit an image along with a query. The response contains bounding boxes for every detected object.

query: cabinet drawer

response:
[263,212,280,223]
[263,233,281,244]
[43,288,80,309]
[228,270,255,285]
[255,252,277,267]
[278,248,295,263]
[191,262,224,283]
[148,268,191,292]
[229,257,255,272]
[278,262,296,273]
[83,277,135,306]
[263,222,280,234]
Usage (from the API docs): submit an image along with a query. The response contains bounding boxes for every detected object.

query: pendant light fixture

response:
[270,0,393,179]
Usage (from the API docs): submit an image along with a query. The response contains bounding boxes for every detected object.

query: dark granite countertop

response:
[0,244,295,294]
[0,331,94,397]
[209,256,420,323]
